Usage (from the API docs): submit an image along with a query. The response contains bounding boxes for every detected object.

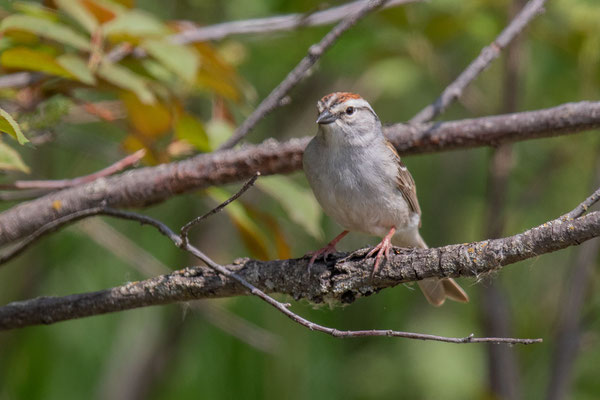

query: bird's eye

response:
[345,107,355,115]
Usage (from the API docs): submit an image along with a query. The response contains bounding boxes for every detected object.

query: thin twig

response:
[170,0,419,44]
[0,150,145,191]
[0,207,106,264]
[180,173,260,246]
[409,0,547,124]
[564,186,600,220]
[218,0,393,150]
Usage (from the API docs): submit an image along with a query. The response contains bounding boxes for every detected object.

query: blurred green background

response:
[0,0,599,399]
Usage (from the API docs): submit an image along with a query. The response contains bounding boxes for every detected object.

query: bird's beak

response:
[316,109,337,125]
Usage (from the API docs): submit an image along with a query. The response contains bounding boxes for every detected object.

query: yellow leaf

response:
[121,91,172,137]
[0,107,29,145]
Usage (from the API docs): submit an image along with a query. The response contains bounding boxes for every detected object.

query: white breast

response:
[303,136,420,238]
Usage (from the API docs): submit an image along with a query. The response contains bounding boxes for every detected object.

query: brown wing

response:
[385,140,421,218]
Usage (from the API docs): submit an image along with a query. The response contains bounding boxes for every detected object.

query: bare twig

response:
[0,207,106,265]
[1,101,599,247]
[218,0,393,150]
[0,150,145,191]
[564,186,600,220]
[180,173,260,246]
[170,0,419,44]
[409,0,546,124]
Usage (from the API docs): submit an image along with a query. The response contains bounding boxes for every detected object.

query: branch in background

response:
[0,150,145,191]
[0,101,599,247]
[480,1,525,396]
[409,0,546,124]
[171,0,419,44]
[546,159,600,400]
[1,187,600,338]
[0,72,42,89]
[218,0,394,150]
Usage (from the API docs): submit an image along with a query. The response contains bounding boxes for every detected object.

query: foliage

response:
[0,0,600,399]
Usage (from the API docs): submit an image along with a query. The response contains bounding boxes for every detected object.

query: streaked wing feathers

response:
[385,140,421,218]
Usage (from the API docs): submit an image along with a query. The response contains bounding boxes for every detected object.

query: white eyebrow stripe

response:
[330,98,376,115]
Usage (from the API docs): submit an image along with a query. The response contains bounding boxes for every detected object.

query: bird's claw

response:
[306,245,337,273]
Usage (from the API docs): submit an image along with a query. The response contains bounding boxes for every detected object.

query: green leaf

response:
[206,187,271,260]
[55,0,99,33]
[141,39,198,83]
[103,9,168,39]
[57,54,96,85]
[205,119,234,149]
[175,113,211,152]
[97,62,155,104]
[0,140,29,173]
[257,175,323,240]
[0,108,28,145]
[12,1,59,21]
[1,47,66,75]
[0,15,91,51]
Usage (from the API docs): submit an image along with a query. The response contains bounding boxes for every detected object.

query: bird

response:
[302,92,469,306]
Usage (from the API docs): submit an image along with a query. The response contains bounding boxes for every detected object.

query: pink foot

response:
[366,227,396,276]
[307,230,349,272]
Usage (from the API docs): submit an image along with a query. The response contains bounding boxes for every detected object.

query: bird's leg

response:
[307,230,349,271]
[366,226,396,276]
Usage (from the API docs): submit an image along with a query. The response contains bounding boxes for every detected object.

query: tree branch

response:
[218,0,394,150]
[410,0,546,124]
[171,0,419,44]
[1,188,599,335]
[0,101,599,246]
[0,149,145,191]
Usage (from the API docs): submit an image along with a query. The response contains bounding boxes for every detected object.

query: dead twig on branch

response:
[0,101,599,247]
[410,0,547,124]
[0,150,145,191]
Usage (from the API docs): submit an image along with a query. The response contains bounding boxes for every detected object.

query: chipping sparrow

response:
[303,92,469,306]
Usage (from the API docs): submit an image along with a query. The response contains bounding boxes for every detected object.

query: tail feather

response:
[403,232,469,306]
